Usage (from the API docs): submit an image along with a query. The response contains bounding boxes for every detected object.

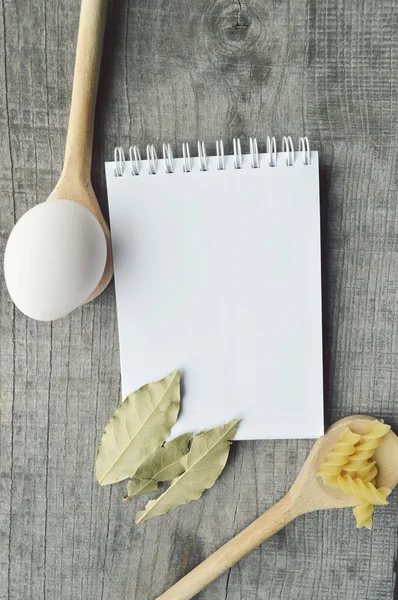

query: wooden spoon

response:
[48,0,112,302]
[4,0,111,321]
[156,415,398,600]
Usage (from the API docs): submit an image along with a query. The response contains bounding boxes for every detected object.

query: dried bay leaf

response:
[124,432,192,500]
[136,418,240,524]
[95,370,181,486]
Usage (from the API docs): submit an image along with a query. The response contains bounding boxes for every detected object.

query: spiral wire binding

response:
[198,141,209,171]
[146,144,157,174]
[163,143,174,174]
[233,138,243,169]
[267,136,277,167]
[129,145,141,176]
[113,137,312,176]
[282,136,295,166]
[250,137,259,168]
[299,136,311,165]
[182,143,192,172]
[216,139,225,170]
[114,147,125,177]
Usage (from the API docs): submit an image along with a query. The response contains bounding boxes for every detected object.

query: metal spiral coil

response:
[233,137,243,169]
[146,144,157,175]
[114,147,125,177]
[299,136,311,165]
[129,145,141,176]
[250,137,259,169]
[182,142,192,172]
[198,141,209,172]
[163,143,174,174]
[216,139,225,170]
[267,136,277,167]
[113,137,311,176]
[282,136,295,166]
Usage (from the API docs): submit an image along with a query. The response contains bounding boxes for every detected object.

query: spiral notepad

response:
[105,137,323,440]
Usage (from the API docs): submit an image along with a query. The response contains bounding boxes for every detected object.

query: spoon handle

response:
[62,0,108,182]
[156,493,302,600]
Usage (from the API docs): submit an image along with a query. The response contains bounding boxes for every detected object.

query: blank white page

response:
[105,152,323,440]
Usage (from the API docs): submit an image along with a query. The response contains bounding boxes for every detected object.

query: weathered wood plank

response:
[1,0,398,599]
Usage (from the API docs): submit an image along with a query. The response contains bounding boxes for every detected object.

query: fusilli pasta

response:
[322,473,389,506]
[353,503,374,530]
[317,428,360,478]
[344,420,390,478]
[318,419,391,529]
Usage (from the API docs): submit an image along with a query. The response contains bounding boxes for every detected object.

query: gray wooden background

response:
[1,0,398,598]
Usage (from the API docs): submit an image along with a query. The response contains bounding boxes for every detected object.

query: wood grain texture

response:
[1,0,398,599]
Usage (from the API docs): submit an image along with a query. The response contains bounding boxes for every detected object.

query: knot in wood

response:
[207,1,259,52]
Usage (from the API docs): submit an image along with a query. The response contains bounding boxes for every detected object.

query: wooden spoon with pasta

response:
[156,415,398,600]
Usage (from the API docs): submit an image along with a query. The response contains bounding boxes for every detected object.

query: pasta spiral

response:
[353,503,374,530]
[352,487,390,530]
[317,428,360,477]
[354,460,377,483]
[322,474,389,506]
[318,419,392,529]
[344,420,390,477]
